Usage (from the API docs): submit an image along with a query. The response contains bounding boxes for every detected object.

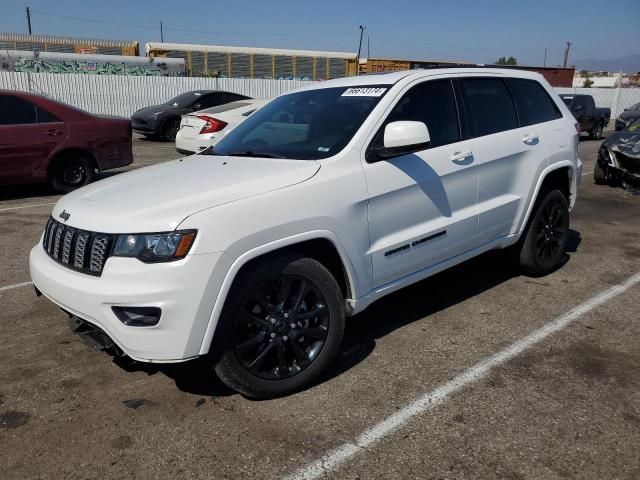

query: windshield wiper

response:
[226,150,286,159]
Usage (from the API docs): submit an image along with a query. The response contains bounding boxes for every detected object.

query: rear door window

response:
[460,78,518,137]
[0,95,38,125]
[506,78,562,126]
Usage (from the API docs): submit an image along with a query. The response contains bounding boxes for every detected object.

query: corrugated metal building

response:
[146,42,357,80]
[0,33,139,56]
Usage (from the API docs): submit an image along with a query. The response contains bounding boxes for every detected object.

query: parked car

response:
[595,117,640,187]
[176,99,268,155]
[31,69,580,398]
[559,93,610,139]
[131,90,250,141]
[614,102,640,131]
[0,90,132,193]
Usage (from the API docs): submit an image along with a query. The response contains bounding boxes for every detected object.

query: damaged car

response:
[595,118,640,187]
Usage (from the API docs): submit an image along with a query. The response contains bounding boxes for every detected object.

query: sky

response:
[1,0,639,67]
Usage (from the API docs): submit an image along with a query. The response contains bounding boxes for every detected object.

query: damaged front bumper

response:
[598,142,640,185]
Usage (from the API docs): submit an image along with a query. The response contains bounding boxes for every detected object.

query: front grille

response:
[42,217,115,276]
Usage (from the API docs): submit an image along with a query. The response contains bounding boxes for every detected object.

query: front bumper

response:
[30,243,227,362]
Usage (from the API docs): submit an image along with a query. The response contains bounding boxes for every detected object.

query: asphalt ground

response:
[0,134,638,480]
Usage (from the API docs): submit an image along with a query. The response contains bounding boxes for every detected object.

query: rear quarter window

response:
[506,78,562,126]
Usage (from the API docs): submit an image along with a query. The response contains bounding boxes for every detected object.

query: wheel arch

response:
[198,231,358,356]
[517,162,575,238]
[47,148,98,180]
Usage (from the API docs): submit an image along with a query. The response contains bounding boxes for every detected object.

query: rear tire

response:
[49,155,94,193]
[517,189,570,277]
[212,254,345,399]
[161,118,180,142]
[590,122,604,140]
[593,160,608,185]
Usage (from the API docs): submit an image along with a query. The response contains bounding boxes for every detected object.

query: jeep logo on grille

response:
[59,210,71,222]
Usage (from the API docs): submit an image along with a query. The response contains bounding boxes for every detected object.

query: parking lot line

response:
[0,281,32,293]
[284,271,640,480]
[0,202,56,213]
[581,171,594,176]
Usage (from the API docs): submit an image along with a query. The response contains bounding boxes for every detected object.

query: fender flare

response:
[197,230,358,355]
[515,160,577,238]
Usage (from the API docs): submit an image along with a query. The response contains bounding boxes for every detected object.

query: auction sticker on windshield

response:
[341,87,387,97]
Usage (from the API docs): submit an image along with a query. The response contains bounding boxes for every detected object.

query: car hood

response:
[602,131,640,148]
[52,155,320,233]
[132,104,185,119]
[618,110,640,122]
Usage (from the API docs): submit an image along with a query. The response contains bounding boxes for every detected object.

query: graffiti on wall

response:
[5,58,178,76]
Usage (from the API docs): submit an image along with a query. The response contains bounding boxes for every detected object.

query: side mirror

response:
[370,121,431,161]
[574,104,583,112]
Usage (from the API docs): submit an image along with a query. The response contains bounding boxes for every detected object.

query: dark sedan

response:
[0,90,133,193]
[615,102,640,131]
[131,90,250,141]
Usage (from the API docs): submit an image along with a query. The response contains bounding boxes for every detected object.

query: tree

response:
[495,56,518,66]
[583,77,594,88]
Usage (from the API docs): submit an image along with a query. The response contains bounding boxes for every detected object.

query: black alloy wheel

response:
[518,189,570,277]
[533,199,567,265]
[213,255,345,399]
[234,275,330,380]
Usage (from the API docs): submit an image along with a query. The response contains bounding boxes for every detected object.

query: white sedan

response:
[175,99,268,154]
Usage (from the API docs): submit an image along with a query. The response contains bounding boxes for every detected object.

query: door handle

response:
[451,151,473,165]
[522,134,539,146]
[46,129,62,137]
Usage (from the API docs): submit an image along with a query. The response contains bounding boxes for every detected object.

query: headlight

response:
[113,230,197,262]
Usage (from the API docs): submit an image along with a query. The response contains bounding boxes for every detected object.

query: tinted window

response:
[379,79,460,148]
[506,78,561,126]
[462,78,518,136]
[0,95,38,125]
[200,101,252,115]
[36,106,60,123]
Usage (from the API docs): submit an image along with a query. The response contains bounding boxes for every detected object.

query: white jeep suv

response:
[30,68,581,398]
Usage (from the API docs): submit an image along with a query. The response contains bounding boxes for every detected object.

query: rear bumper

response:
[30,243,227,362]
[175,131,216,154]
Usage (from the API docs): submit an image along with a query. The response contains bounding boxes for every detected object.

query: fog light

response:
[112,306,161,327]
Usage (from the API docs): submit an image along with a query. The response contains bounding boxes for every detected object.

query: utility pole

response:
[563,42,572,68]
[367,36,370,58]
[544,48,547,67]
[356,25,365,74]
[26,7,32,35]
[160,21,164,42]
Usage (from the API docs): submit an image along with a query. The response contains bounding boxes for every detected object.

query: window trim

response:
[365,78,464,163]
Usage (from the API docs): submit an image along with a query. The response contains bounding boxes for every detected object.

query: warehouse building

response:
[146,42,357,80]
[0,33,139,56]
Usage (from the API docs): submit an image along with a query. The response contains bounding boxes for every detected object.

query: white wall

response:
[1,71,639,121]
[0,71,315,117]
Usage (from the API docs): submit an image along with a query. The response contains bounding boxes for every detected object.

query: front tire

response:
[518,189,570,277]
[161,118,180,142]
[49,156,94,193]
[593,160,608,185]
[212,255,345,399]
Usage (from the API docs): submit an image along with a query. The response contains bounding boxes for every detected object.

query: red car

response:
[0,90,133,193]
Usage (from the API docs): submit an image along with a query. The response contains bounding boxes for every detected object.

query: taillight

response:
[198,116,227,134]
[574,122,580,134]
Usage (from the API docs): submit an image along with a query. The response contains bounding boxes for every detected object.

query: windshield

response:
[166,91,208,108]
[208,86,390,160]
